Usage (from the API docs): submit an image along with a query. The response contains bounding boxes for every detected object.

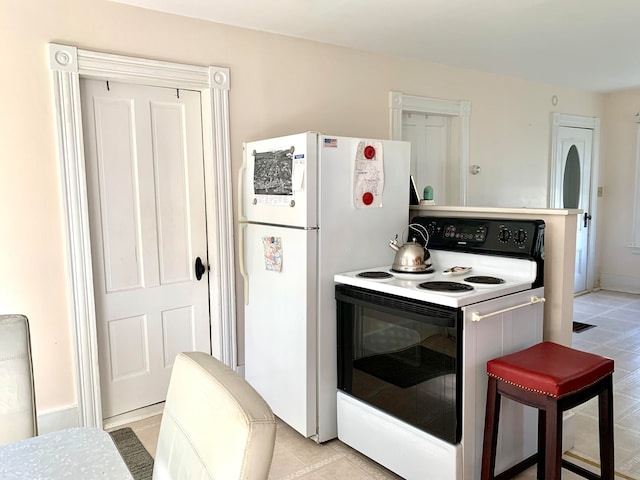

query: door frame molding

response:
[389,91,471,205]
[48,43,237,428]
[550,112,600,292]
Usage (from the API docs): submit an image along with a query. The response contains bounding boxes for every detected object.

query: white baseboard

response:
[37,405,79,434]
[103,403,165,430]
[37,402,170,434]
[599,274,640,294]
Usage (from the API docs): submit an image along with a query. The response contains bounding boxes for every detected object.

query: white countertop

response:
[409,205,582,216]
[406,204,579,344]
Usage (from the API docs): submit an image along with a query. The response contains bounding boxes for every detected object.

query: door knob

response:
[194,257,208,281]
[583,212,592,228]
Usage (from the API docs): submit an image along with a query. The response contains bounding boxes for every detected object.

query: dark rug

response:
[109,427,154,480]
[573,321,596,333]
[354,345,455,389]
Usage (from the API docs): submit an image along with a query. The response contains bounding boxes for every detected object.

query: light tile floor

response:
[120,290,640,479]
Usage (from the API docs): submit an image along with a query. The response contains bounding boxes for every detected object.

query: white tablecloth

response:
[0,427,134,479]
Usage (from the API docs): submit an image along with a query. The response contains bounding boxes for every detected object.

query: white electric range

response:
[334,249,539,308]
[334,216,546,480]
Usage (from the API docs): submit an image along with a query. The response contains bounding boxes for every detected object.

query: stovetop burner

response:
[464,276,505,285]
[357,271,394,279]
[390,268,435,275]
[418,281,475,293]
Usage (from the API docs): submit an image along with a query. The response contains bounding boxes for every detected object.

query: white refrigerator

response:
[239,132,410,442]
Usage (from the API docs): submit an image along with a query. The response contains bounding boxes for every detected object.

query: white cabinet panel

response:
[93,97,144,293]
[152,102,192,285]
[161,306,195,367]
[108,314,148,380]
[462,287,544,480]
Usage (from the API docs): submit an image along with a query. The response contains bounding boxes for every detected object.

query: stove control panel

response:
[443,223,487,242]
[409,216,545,260]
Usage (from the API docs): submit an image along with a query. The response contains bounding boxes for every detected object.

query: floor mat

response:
[109,427,154,480]
[573,321,596,333]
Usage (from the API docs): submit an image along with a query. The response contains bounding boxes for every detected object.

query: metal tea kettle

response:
[389,223,432,273]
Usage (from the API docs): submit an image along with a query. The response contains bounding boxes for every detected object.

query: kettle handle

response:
[406,223,430,246]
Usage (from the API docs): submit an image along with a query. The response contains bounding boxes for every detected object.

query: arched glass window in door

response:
[563,145,581,209]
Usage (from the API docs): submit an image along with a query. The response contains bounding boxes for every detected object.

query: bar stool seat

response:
[481,341,615,480]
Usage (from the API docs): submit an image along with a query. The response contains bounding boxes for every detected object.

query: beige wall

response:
[1,0,604,417]
[598,89,640,291]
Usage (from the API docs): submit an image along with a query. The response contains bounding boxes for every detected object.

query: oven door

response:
[336,284,463,444]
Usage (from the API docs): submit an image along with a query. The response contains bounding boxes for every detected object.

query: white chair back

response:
[153,352,276,480]
[0,314,37,445]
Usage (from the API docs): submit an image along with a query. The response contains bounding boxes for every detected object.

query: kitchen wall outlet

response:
[597,186,603,197]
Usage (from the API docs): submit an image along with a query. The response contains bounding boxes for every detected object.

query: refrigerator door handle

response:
[239,223,249,305]
[238,155,248,223]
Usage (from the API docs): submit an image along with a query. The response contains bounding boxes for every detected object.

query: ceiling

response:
[112,0,640,93]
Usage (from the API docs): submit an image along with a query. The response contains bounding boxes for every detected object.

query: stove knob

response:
[498,227,511,243]
[514,229,527,244]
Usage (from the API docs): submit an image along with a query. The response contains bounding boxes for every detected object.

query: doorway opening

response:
[550,113,600,294]
[389,91,471,206]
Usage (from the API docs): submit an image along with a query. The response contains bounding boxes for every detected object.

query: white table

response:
[0,427,134,479]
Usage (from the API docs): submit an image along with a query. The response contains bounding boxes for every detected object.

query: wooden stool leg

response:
[544,397,562,480]
[537,409,546,480]
[599,375,614,480]
[481,377,501,480]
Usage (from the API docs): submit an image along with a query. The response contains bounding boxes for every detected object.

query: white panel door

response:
[557,126,593,294]
[81,79,211,418]
[402,113,450,204]
[243,223,318,438]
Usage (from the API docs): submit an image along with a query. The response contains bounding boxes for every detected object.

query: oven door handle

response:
[470,296,545,322]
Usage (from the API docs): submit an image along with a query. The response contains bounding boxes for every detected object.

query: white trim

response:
[37,405,79,434]
[549,112,600,292]
[600,273,640,294]
[102,403,165,430]
[48,43,236,428]
[630,117,640,251]
[389,91,471,205]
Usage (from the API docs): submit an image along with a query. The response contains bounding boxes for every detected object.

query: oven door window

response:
[337,285,462,444]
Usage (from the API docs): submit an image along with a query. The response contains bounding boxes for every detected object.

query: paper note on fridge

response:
[353,141,384,208]
[262,236,283,272]
[291,154,305,192]
[253,149,295,205]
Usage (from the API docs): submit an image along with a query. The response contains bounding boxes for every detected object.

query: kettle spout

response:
[389,239,400,251]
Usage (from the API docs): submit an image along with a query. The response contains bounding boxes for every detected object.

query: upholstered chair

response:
[0,314,37,445]
[153,352,277,480]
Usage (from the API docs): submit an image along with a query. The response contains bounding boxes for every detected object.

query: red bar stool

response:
[481,341,614,480]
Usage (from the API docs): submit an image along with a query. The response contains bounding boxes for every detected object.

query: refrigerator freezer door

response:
[243,222,318,438]
[240,132,318,228]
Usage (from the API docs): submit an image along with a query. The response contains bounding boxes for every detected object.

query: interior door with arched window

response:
[557,126,593,294]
